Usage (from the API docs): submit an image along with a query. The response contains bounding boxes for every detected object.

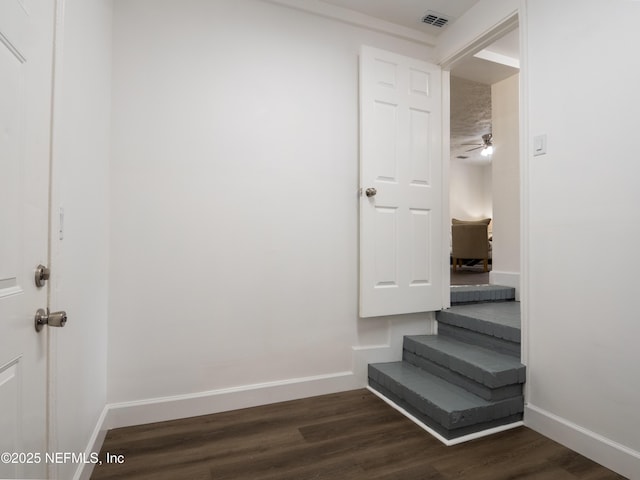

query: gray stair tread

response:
[438,302,520,342]
[371,362,498,412]
[447,302,521,328]
[405,335,525,387]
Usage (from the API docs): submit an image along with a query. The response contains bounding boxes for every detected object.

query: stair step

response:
[437,324,519,358]
[369,362,524,440]
[403,351,523,401]
[404,335,525,388]
[440,302,521,338]
[403,335,524,401]
[450,285,515,305]
[437,302,521,358]
[437,302,521,343]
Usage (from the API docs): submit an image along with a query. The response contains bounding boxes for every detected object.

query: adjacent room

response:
[448,28,520,289]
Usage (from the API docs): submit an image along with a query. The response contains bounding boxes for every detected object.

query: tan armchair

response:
[451,218,491,272]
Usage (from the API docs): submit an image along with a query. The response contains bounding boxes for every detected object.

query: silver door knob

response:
[35,308,67,332]
[365,188,377,197]
[35,264,50,287]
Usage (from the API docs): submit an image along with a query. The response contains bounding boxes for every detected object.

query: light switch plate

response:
[533,134,547,156]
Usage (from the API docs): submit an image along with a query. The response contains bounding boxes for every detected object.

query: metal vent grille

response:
[421,11,450,28]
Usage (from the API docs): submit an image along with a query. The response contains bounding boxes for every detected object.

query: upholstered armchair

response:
[451,218,491,272]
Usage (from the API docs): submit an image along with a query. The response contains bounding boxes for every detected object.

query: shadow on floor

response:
[450,264,490,286]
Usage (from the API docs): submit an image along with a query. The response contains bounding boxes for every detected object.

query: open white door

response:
[0,2,54,478]
[359,46,443,318]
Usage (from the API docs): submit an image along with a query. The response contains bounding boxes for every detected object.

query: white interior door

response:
[0,1,54,478]
[359,46,443,318]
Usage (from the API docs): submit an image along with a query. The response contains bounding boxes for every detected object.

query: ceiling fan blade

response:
[466,146,483,152]
[461,143,482,146]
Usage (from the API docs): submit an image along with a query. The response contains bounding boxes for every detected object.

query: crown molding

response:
[262,0,437,47]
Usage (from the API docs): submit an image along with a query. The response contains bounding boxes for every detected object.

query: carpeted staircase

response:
[368,285,525,443]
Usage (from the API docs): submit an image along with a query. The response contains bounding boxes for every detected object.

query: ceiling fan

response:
[463,133,494,156]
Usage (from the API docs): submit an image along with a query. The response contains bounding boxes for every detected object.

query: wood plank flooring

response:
[450,267,490,286]
[91,389,626,480]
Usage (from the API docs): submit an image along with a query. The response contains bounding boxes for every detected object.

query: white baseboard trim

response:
[105,371,359,430]
[75,371,360,479]
[368,386,523,446]
[525,404,640,479]
[77,323,434,478]
[74,405,110,480]
[489,270,520,299]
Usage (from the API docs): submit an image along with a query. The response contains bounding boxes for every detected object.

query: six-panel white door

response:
[359,46,443,318]
[0,1,54,478]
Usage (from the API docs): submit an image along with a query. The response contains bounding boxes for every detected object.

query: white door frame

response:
[437,7,530,372]
[47,1,64,476]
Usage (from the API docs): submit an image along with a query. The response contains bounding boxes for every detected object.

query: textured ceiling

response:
[450,77,492,165]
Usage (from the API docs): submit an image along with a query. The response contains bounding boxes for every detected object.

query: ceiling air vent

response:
[421,11,450,28]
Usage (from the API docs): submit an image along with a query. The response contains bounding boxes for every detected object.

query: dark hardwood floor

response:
[450,265,490,286]
[91,389,626,480]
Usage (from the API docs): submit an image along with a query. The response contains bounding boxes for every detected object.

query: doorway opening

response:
[445,21,521,292]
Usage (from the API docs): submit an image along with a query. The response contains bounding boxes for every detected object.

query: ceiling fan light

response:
[481,145,493,157]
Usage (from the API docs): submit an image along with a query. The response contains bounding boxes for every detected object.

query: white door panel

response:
[360,46,442,318]
[0,1,53,478]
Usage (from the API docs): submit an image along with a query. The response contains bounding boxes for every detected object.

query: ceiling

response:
[451,29,519,85]
[450,29,519,164]
[319,0,481,36]
[316,0,520,164]
[315,0,520,85]
[450,77,492,165]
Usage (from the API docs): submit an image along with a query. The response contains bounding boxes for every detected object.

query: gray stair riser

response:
[452,299,515,306]
[369,379,523,440]
[450,287,515,305]
[437,323,520,358]
[403,351,523,402]
[369,365,524,432]
[403,337,525,388]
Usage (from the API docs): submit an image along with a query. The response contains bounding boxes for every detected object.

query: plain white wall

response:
[489,73,519,288]
[49,0,112,479]
[108,0,436,403]
[438,0,640,475]
[449,161,492,222]
[525,0,640,476]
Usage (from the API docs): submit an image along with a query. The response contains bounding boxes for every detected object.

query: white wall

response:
[489,73,519,291]
[449,160,492,221]
[49,0,112,479]
[438,1,640,475]
[524,1,640,477]
[108,0,435,410]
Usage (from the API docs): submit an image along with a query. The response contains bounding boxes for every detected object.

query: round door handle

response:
[365,188,377,197]
[34,308,68,332]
